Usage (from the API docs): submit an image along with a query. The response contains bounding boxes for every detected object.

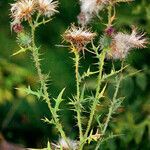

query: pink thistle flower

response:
[11,19,24,33]
[105,26,115,37]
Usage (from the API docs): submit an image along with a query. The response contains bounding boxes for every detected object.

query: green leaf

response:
[16,86,43,99]
[136,73,147,91]
[81,67,99,81]
[120,77,134,98]
[80,84,86,102]
[42,117,55,125]
[99,35,112,50]
[12,46,29,56]
[54,88,65,113]
[47,141,52,150]
[112,97,125,113]
[98,83,107,99]
[134,125,145,144]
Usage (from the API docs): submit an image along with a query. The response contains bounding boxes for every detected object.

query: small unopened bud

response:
[17,32,31,47]
[105,26,115,37]
[12,23,23,33]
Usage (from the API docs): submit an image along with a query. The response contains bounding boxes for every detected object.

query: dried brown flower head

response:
[106,27,147,59]
[63,25,96,51]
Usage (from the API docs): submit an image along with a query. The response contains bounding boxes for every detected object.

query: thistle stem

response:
[31,25,70,149]
[84,51,106,140]
[74,50,83,143]
[95,75,122,150]
[107,5,112,27]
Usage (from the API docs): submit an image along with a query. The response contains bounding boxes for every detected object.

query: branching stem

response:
[83,51,106,145]
[95,75,122,150]
[30,24,70,149]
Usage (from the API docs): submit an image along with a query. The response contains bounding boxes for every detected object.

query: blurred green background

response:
[0,0,150,149]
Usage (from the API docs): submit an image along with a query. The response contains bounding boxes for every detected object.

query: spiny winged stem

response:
[73,49,84,144]
[84,50,106,140]
[107,5,113,27]
[84,4,114,142]
[95,74,122,150]
[30,22,70,149]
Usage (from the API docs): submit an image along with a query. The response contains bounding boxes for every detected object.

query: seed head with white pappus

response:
[10,0,36,22]
[52,138,78,150]
[63,25,96,52]
[37,0,58,17]
[106,27,147,59]
[78,0,110,25]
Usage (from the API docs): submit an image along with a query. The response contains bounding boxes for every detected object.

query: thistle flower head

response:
[106,27,147,59]
[37,0,58,17]
[78,0,110,25]
[53,138,78,150]
[63,25,96,51]
[10,0,36,22]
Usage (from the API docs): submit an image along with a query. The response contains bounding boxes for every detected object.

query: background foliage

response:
[0,0,150,149]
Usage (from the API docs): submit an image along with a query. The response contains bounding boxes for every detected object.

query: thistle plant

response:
[10,0,147,150]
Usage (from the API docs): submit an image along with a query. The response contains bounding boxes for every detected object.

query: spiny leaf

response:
[54,88,65,113]
[81,68,99,81]
[112,97,125,113]
[98,83,107,99]
[87,129,101,144]
[102,65,128,82]
[96,115,103,130]
[80,84,86,102]
[123,70,141,80]
[115,0,134,3]
[101,133,123,144]
[42,117,55,125]
[16,86,43,99]
[12,46,29,56]
[47,141,52,150]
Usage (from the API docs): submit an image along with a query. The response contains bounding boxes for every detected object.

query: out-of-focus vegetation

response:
[0,0,150,149]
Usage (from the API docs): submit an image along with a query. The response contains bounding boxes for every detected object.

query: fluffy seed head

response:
[63,25,96,51]
[106,27,147,59]
[78,0,110,25]
[52,138,78,150]
[10,0,36,22]
[37,0,58,17]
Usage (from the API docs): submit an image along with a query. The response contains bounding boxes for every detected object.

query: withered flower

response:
[63,25,96,51]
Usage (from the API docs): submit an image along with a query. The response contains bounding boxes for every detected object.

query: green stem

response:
[31,25,70,148]
[95,75,122,150]
[95,51,106,98]
[107,5,112,27]
[74,50,83,143]
[84,51,106,141]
